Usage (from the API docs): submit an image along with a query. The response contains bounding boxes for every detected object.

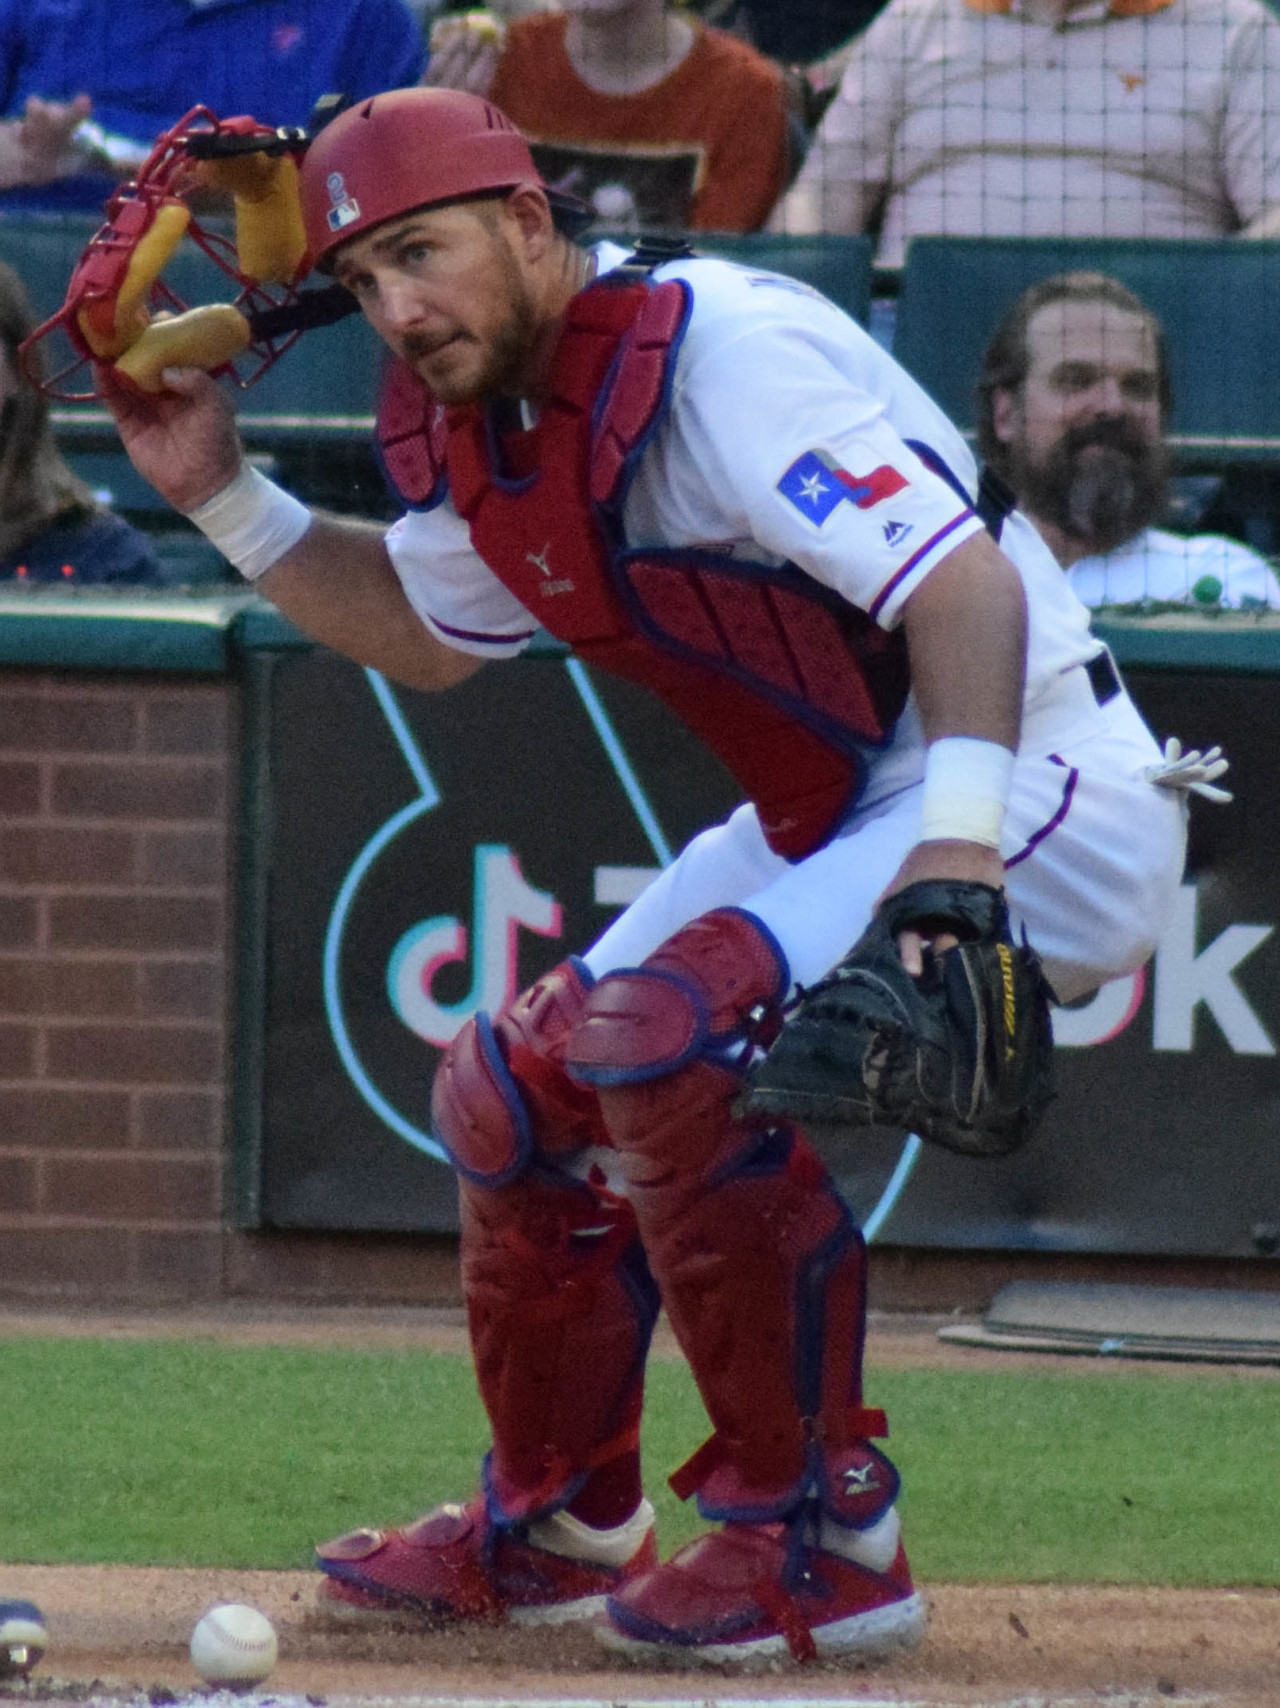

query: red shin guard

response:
[434,959,657,1526]
[567,910,894,1526]
[461,1171,657,1523]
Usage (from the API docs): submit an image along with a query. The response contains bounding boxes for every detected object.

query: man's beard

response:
[402,248,538,406]
[1011,417,1169,556]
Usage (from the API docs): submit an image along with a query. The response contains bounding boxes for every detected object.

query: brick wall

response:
[0,669,230,1299]
[0,664,464,1309]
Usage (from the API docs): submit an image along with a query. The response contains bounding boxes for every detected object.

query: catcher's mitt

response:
[743,879,1055,1158]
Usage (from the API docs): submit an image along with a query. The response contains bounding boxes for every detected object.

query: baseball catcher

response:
[38,86,1192,1667]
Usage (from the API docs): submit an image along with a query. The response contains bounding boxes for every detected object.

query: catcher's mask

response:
[18,105,357,402]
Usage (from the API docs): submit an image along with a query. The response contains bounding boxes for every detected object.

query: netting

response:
[2,0,1278,605]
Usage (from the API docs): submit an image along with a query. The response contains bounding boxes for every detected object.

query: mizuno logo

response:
[998,941,1017,1060]
[844,1464,881,1495]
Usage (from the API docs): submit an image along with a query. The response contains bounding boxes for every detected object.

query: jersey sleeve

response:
[384,502,539,659]
[671,319,984,627]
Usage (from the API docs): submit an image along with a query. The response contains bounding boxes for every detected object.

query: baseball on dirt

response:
[189,1603,277,1688]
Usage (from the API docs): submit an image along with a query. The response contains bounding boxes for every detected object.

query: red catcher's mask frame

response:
[17,105,327,402]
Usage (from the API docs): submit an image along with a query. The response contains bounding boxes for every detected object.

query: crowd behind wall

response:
[0,0,1279,600]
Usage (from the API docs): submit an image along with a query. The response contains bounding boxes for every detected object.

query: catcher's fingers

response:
[1144,736,1233,803]
[897,927,959,978]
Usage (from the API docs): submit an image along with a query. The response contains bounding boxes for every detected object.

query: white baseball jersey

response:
[1066,525,1280,609]
[384,247,1185,1004]
[388,245,1098,694]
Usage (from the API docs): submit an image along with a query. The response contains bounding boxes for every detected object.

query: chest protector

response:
[376,273,909,862]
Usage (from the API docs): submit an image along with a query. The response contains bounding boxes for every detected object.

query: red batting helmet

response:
[300,87,548,271]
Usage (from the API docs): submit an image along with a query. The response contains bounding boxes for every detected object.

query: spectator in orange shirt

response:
[425,0,792,232]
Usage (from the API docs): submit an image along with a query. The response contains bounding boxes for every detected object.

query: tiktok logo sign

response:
[387,845,562,1047]
[318,662,703,1173]
[1053,882,1275,1054]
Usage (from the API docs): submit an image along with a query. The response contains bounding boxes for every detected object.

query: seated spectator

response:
[426,0,791,231]
[0,0,426,213]
[0,260,160,583]
[774,0,1280,265]
[977,270,1280,607]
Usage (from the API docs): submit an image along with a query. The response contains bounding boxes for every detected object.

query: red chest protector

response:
[376,272,909,862]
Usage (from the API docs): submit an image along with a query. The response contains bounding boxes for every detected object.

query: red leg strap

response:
[751,1576,819,1664]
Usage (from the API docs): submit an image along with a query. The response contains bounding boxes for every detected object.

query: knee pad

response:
[565,908,789,1089]
[433,958,610,1186]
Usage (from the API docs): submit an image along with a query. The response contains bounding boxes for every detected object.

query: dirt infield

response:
[3,1306,1279,1708]
[4,1562,1279,1708]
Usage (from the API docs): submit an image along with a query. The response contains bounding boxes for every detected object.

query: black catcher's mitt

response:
[744,880,1055,1157]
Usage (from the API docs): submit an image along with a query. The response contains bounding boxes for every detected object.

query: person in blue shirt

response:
[0,259,160,582]
[0,0,427,212]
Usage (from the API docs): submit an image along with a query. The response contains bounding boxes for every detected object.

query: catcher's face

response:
[333,197,542,405]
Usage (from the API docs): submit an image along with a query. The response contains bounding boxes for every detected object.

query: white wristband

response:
[185,464,312,582]
[920,736,1014,850]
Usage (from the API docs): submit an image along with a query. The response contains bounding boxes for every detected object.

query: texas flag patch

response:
[777,449,909,525]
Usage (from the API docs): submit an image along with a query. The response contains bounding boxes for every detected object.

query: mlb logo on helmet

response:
[326,170,361,233]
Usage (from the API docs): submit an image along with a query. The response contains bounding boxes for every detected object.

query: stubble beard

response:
[1012,417,1169,557]
[402,242,539,407]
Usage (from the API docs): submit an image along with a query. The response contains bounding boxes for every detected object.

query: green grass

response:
[1,1336,1277,1585]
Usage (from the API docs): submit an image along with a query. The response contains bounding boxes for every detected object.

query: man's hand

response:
[0,94,92,189]
[744,875,1055,1157]
[880,838,1006,975]
[424,13,504,95]
[98,363,244,515]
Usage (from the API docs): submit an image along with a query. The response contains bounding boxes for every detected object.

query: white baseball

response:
[189,1603,277,1688]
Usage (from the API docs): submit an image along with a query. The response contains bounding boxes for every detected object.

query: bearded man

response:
[978,271,1280,609]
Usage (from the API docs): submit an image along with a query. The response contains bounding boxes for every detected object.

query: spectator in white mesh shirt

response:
[773,0,1280,266]
[977,270,1280,608]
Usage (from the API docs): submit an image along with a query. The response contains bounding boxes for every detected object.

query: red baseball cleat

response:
[315,1495,658,1627]
[597,1510,926,1664]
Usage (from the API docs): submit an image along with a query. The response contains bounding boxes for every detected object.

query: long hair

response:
[975,271,1173,480]
[0,258,98,561]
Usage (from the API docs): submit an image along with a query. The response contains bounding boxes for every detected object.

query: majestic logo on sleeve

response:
[777,450,909,526]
